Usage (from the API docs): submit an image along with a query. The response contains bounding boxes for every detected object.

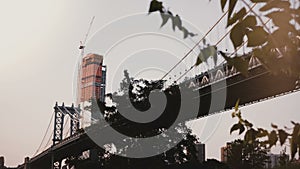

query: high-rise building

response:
[195,143,205,163]
[221,143,286,169]
[77,53,107,164]
[264,153,289,169]
[221,142,231,163]
[79,53,106,103]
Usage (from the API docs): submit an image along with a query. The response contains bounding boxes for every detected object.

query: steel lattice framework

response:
[53,103,81,145]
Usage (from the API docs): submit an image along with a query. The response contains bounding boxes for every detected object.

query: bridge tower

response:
[51,102,81,169]
[53,102,81,145]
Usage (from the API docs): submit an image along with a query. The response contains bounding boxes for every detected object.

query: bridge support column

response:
[0,156,4,169]
[53,103,65,145]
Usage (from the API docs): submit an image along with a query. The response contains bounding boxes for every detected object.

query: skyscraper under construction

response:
[79,53,106,103]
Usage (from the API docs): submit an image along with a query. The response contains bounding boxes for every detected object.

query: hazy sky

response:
[0,0,300,167]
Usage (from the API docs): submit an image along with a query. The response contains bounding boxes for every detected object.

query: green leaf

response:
[229,15,257,49]
[182,27,189,39]
[292,124,300,141]
[172,15,182,31]
[230,123,240,134]
[266,11,293,28]
[244,128,258,144]
[236,110,241,118]
[230,122,245,135]
[203,46,217,59]
[196,46,217,64]
[257,128,269,138]
[260,0,291,12]
[246,26,268,47]
[197,52,206,64]
[195,56,203,66]
[242,15,257,28]
[228,0,238,19]
[149,0,163,13]
[290,138,297,160]
[239,126,245,135]
[221,0,228,12]
[203,38,207,45]
[230,22,245,48]
[188,31,197,38]
[160,12,171,27]
[212,48,218,66]
[271,123,278,129]
[268,130,278,148]
[278,129,289,146]
[227,7,247,27]
[220,51,249,76]
[260,140,270,147]
[231,112,236,118]
[244,120,253,128]
[239,124,245,135]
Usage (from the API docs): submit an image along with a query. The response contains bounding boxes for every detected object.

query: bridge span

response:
[17,58,300,169]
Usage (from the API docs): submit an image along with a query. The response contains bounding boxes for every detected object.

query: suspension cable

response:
[43,130,53,150]
[33,111,54,156]
[161,2,259,81]
[160,9,229,80]
[174,3,259,82]
[175,17,271,83]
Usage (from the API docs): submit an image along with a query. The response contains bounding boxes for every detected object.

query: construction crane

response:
[79,16,96,56]
[76,16,95,106]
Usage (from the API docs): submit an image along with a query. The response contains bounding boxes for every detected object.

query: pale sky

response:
[0,0,300,167]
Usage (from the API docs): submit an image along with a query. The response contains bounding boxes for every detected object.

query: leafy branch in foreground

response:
[222,0,300,76]
[149,0,197,39]
[148,0,300,76]
[230,100,300,160]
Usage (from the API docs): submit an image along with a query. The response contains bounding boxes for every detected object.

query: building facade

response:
[195,143,205,163]
[79,53,106,103]
[220,142,230,163]
[78,53,107,159]
[265,154,281,168]
[264,153,289,169]
[221,142,288,169]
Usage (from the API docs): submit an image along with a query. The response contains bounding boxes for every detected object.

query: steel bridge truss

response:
[53,102,81,145]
